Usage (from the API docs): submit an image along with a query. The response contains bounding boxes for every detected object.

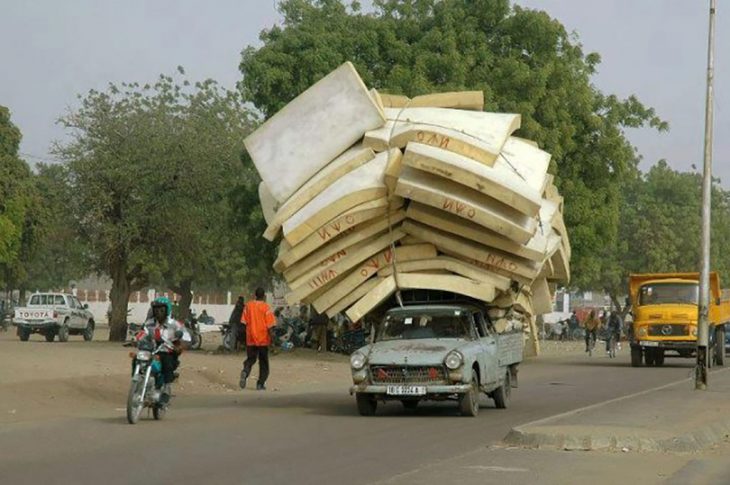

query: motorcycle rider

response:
[136,297,191,404]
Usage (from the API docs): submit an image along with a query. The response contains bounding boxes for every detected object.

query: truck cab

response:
[629,273,728,367]
[349,302,522,417]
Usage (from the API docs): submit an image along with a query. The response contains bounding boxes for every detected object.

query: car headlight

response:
[691,326,698,337]
[136,350,152,361]
[350,352,366,370]
[637,327,648,337]
[445,350,463,370]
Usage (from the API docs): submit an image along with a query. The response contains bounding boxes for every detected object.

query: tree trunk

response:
[172,279,193,321]
[109,260,131,341]
[609,293,631,319]
[18,287,26,306]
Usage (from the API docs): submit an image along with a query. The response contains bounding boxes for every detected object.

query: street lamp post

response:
[696,0,717,390]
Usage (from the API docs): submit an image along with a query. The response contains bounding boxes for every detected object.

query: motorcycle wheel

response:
[152,403,166,420]
[222,329,235,352]
[126,379,145,424]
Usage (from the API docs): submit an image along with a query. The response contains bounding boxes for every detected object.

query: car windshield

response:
[376,310,472,341]
[639,283,698,306]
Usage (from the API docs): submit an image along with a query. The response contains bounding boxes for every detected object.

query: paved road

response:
[0,351,699,485]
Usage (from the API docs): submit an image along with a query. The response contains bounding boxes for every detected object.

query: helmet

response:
[151,296,172,318]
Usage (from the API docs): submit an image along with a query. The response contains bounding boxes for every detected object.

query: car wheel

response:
[492,370,511,409]
[83,321,94,341]
[459,374,480,417]
[58,322,69,342]
[18,327,31,341]
[355,393,377,416]
[45,332,56,342]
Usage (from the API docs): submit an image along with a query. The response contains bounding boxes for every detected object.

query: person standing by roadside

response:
[240,287,276,391]
[310,309,329,353]
[584,310,601,353]
[228,295,246,351]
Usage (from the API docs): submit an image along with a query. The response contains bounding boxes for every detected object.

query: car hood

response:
[362,339,466,366]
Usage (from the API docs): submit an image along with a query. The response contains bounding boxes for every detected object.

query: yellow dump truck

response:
[629,273,730,367]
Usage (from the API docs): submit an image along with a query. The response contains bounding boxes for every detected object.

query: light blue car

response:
[349,304,523,417]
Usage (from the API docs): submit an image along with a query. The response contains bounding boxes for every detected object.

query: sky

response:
[0,0,727,184]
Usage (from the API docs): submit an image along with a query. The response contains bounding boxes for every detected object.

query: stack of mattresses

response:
[245,62,570,331]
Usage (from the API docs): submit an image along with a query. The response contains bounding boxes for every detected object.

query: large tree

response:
[238,0,667,291]
[55,71,257,340]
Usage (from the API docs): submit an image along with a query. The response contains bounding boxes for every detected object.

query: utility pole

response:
[696,0,717,390]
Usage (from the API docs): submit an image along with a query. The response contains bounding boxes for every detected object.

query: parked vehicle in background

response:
[12,293,95,342]
[184,311,203,350]
[629,273,730,367]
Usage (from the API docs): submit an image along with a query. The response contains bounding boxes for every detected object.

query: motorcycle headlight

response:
[637,327,648,337]
[136,350,152,361]
[350,352,367,370]
[445,350,463,370]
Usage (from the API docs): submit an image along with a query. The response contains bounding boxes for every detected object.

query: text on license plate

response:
[640,341,659,347]
[386,385,426,396]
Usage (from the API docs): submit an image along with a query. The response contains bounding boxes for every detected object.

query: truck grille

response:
[648,324,688,337]
[369,365,447,384]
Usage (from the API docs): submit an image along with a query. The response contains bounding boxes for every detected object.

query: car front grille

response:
[369,365,447,384]
[648,324,688,337]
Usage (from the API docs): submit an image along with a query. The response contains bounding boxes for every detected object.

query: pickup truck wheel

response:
[459,375,480,416]
[18,327,31,342]
[44,332,56,342]
[355,393,377,416]
[630,346,643,367]
[83,322,94,341]
[492,370,511,409]
[714,326,725,366]
[58,322,69,342]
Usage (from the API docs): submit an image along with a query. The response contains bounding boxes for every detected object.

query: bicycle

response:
[607,332,618,359]
[586,330,597,357]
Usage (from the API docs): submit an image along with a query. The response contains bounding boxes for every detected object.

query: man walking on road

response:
[240,287,276,391]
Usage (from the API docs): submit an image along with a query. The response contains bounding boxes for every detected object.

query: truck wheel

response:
[492,370,511,410]
[58,323,69,342]
[45,332,56,342]
[356,393,377,416]
[630,346,643,367]
[645,349,656,366]
[83,321,94,341]
[714,326,725,366]
[18,327,30,342]
[460,374,480,416]
[655,351,665,366]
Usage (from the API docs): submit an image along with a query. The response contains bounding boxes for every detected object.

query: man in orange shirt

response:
[240,287,276,390]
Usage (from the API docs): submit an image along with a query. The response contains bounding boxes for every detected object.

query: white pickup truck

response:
[13,293,96,342]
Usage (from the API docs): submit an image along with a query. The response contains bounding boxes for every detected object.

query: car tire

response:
[356,393,377,416]
[492,370,511,409]
[58,322,69,343]
[83,321,94,342]
[459,374,480,416]
[19,327,31,342]
[45,332,56,342]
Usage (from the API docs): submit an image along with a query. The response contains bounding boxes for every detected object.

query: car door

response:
[65,296,81,329]
[474,312,498,386]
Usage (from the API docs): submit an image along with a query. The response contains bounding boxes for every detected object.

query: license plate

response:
[386,385,426,396]
[640,341,659,347]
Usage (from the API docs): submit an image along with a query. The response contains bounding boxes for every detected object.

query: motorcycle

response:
[220,322,240,352]
[184,312,203,350]
[126,339,169,424]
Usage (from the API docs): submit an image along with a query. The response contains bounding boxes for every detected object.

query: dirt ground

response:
[0,326,584,426]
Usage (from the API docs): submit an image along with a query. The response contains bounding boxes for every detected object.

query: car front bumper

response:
[349,383,472,397]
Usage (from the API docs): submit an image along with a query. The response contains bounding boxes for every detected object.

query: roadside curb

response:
[504,369,730,452]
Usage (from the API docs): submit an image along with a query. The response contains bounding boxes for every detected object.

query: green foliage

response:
[238,0,667,291]
[54,73,259,338]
